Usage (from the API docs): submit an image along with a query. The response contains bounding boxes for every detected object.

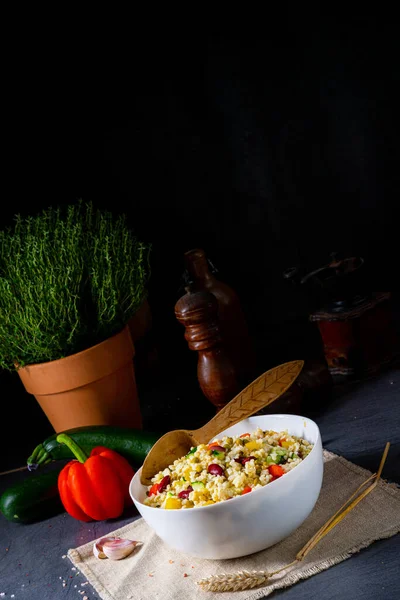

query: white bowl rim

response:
[130,413,321,514]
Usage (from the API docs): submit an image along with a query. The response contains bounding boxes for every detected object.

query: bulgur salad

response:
[144,428,313,509]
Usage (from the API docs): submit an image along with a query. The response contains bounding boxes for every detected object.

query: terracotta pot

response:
[17,326,142,432]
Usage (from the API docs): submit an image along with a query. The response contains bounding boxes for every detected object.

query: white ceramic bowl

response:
[130,414,323,559]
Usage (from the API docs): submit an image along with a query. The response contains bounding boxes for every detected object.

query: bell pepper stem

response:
[56,433,88,463]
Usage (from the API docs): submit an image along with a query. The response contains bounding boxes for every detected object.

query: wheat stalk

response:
[197,562,298,592]
[198,571,266,593]
[197,443,390,593]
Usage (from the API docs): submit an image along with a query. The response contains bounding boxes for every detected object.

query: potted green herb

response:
[0,201,150,432]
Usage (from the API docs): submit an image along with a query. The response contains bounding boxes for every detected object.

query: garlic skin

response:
[93,537,141,560]
[93,537,114,559]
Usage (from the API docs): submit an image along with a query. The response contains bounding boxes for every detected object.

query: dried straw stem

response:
[0,465,28,476]
[197,443,390,593]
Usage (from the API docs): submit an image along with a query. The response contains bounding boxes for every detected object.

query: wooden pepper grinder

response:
[184,248,256,385]
[175,289,240,410]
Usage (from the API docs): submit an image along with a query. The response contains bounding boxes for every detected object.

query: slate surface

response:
[1,368,399,600]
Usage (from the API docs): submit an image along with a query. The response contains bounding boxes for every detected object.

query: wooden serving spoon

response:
[140,360,304,485]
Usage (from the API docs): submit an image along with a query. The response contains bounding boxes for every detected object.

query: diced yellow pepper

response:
[202,500,215,506]
[165,497,182,510]
[184,469,193,481]
[280,440,292,449]
[245,440,261,451]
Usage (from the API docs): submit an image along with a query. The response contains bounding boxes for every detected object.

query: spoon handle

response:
[193,360,304,443]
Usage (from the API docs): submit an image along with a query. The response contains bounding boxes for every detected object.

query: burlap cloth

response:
[68,450,400,599]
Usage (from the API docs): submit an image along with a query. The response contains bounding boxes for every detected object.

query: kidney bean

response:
[158,475,171,493]
[234,456,256,465]
[208,463,224,476]
[209,445,226,453]
[178,486,193,499]
[241,456,256,464]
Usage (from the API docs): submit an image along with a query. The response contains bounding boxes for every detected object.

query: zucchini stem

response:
[27,443,43,463]
[27,443,49,466]
[56,433,88,464]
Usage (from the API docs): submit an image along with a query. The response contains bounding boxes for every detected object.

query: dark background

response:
[2,22,399,471]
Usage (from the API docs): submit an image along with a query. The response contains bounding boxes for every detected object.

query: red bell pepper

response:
[56,433,135,522]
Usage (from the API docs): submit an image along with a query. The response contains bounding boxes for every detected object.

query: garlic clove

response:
[103,538,141,560]
[93,537,115,559]
[93,537,142,561]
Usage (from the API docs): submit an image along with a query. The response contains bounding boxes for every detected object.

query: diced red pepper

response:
[239,433,250,438]
[242,486,252,495]
[208,441,222,449]
[148,475,171,497]
[149,483,160,496]
[268,464,285,478]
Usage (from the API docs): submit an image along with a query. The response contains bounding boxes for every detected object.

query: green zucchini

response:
[191,481,205,490]
[0,466,65,523]
[27,425,161,469]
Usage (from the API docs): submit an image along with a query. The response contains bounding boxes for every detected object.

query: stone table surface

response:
[1,367,399,600]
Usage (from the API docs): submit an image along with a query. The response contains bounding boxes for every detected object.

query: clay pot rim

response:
[17,325,135,396]
[15,325,133,371]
